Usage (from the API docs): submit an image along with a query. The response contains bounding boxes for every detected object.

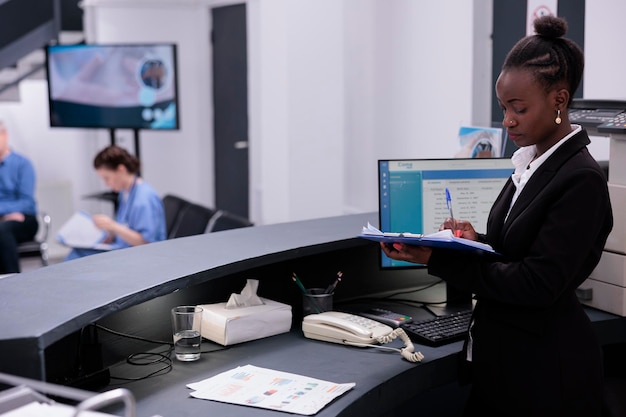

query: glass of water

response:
[171,306,203,361]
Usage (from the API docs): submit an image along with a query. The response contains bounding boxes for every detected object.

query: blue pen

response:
[445,188,460,237]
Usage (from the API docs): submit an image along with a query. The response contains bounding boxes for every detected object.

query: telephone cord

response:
[376,328,424,363]
[345,328,424,363]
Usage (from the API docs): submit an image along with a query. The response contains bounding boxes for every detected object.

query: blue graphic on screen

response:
[380,165,424,235]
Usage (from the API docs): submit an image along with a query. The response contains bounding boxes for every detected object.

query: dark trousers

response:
[0,215,38,273]
[463,386,509,416]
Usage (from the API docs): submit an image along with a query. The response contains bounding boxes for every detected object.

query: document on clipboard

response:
[56,211,113,250]
[358,223,498,254]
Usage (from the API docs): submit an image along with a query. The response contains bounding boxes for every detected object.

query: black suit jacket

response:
[428,129,613,416]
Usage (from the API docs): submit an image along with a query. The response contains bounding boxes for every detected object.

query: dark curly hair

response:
[93,145,141,174]
[502,15,584,106]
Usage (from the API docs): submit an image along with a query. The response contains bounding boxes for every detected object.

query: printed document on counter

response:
[187,364,355,415]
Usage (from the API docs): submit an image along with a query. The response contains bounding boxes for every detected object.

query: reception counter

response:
[0,212,624,417]
[0,213,433,379]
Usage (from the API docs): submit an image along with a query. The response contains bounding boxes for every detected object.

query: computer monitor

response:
[378,158,514,269]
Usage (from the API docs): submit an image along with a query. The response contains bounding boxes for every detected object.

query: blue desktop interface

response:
[378,158,514,268]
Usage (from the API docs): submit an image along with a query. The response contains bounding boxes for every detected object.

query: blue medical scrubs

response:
[65,180,166,260]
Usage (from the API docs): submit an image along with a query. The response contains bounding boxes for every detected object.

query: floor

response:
[20,255,63,273]
[0,256,60,280]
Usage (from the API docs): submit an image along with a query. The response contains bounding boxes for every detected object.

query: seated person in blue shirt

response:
[0,120,38,273]
[65,145,166,260]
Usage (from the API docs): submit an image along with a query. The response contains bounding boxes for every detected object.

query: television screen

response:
[45,43,180,130]
[378,158,514,269]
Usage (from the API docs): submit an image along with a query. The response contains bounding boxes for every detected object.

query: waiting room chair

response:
[162,194,249,238]
[169,201,217,239]
[17,212,51,266]
[163,194,192,238]
[206,210,253,233]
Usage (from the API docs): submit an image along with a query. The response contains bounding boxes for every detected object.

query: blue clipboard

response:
[358,224,499,255]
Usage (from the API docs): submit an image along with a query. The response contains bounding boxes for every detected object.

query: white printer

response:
[572,99,626,315]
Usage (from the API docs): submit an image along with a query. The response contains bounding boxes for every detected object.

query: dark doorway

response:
[491,0,585,157]
[212,4,249,219]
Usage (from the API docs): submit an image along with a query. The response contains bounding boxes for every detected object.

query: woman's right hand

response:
[92,214,117,233]
[440,218,478,241]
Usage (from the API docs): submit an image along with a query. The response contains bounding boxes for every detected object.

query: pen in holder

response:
[324,271,342,294]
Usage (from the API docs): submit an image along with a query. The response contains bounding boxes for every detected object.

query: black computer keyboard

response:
[400,309,472,347]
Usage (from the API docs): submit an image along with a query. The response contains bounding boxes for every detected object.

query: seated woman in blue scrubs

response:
[65,145,166,260]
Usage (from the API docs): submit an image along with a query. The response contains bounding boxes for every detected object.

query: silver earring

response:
[555,109,562,125]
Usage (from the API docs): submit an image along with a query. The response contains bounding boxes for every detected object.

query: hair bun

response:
[534,15,567,38]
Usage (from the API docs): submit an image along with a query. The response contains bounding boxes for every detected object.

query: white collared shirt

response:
[506,124,582,220]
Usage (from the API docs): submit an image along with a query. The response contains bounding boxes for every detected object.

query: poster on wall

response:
[454,126,504,159]
[526,0,558,35]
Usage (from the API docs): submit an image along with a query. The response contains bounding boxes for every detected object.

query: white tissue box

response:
[197,298,292,345]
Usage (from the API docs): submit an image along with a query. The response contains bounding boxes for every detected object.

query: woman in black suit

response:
[382,15,613,417]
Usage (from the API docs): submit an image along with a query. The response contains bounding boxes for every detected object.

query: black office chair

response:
[206,210,253,233]
[17,212,51,267]
[169,202,217,238]
[162,194,192,239]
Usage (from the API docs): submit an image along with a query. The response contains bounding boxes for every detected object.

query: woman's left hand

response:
[380,242,433,265]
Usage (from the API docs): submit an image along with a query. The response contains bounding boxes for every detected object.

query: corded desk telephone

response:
[569,99,626,134]
[301,311,424,363]
[302,311,393,344]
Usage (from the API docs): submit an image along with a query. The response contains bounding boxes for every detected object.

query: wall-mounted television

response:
[45,43,180,130]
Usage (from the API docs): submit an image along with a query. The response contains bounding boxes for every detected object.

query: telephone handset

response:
[302,311,393,345]
[302,311,424,363]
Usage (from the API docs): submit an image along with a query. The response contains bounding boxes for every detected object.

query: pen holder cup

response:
[302,288,333,316]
